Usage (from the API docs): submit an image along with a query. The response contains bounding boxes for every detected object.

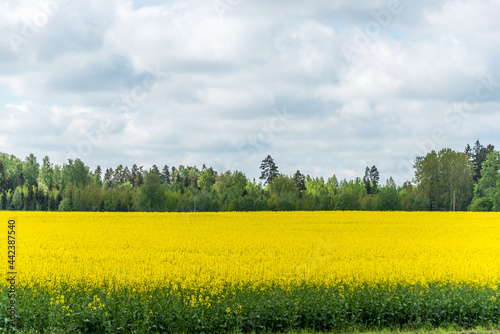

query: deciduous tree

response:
[135,172,166,211]
[472,151,500,211]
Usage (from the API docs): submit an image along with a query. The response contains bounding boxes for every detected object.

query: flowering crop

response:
[1,211,500,333]
[2,211,500,290]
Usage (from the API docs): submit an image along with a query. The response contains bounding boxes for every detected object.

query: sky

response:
[0,0,499,184]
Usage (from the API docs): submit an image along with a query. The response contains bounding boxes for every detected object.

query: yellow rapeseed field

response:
[2,211,500,292]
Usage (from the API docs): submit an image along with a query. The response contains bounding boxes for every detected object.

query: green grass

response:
[2,283,500,333]
[9,327,500,334]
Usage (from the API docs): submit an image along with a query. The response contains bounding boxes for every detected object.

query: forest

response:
[0,139,498,212]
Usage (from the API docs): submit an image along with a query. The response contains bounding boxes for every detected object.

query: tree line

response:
[0,139,498,212]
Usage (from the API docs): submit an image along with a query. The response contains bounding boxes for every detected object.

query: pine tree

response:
[469,139,495,183]
[161,165,170,185]
[150,165,161,177]
[113,165,124,187]
[369,165,380,193]
[123,166,131,185]
[104,168,113,188]
[260,155,279,196]
[293,170,306,198]
[363,167,372,194]
[131,164,139,186]
[94,166,102,181]
[135,172,144,187]
[93,166,102,186]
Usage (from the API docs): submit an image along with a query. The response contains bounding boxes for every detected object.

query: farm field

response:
[1,211,500,333]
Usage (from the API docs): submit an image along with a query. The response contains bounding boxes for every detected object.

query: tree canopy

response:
[260,155,279,195]
[0,141,497,212]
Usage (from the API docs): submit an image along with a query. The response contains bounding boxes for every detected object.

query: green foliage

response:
[62,158,91,188]
[0,191,6,210]
[273,174,297,196]
[23,153,40,188]
[277,193,297,210]
[12,186,23,210]
[360,194,375,210]
[469,196,494,212]
[260,155,279,195]
[363,165,380,195]
[294,170,306,197]
[299,193,316,211]
[38,156,54,190]
[0,146,493,212]
[237,195,254,211]
[473,151,500,211]
[227,198,238,211]
[414,149,474,211]
[135,172,167,212]
[374,187,401,211]
[6,283,500,333]
[320,193,337,210]
[374,178,402,211]
[338,188,361,210]
[466,139,496,183]
[213,171,247,197]
[198,168,216,192]
[92,166,103,187]
[305,175,327,196]
[267,194,279,211]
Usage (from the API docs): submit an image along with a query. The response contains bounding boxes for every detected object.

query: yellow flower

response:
[3,211,500,292]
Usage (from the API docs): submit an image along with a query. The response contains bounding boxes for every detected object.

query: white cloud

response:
[0,0,499,184]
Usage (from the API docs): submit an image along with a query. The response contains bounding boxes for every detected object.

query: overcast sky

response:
[1,0,499,184]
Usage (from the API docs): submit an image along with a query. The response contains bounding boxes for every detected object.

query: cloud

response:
[0,0,499,184]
